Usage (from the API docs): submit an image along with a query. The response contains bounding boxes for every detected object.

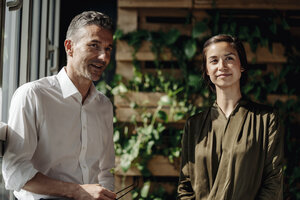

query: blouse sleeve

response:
[177,119,195,200]
[256,111,284,200]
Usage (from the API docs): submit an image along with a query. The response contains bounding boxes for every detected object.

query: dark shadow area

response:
[59,0,117,85]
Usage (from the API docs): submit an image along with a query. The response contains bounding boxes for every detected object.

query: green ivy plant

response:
[98,9,300,200]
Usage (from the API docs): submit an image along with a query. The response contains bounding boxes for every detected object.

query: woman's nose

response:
[218,59,227,70]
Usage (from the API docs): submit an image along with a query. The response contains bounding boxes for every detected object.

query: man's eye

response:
[105,47,112,53]
[89,44,98,48]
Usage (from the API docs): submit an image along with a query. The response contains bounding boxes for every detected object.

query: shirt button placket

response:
[80,106,89,183]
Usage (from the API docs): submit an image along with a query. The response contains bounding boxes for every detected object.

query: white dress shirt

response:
[2,68,115,200]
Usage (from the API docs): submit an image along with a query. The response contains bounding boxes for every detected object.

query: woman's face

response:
[205,41,244,91]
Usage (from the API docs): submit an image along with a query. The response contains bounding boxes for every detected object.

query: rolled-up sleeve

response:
[98,101,115,191]
[2,85,39,191]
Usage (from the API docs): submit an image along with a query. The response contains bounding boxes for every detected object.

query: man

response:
[2,11,117,200]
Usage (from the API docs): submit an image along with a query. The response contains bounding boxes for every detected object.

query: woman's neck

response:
[215,87,242,118]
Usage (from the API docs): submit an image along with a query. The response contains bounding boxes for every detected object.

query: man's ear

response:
[64,39,73,57]
[241,67,245,72]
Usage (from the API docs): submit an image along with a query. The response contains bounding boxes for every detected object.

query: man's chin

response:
[91,75,102,82]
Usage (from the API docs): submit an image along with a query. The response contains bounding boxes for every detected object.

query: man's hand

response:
[73,184,117,200]
[23,173,116,200]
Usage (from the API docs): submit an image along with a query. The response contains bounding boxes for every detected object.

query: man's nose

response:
[97,50,106,60]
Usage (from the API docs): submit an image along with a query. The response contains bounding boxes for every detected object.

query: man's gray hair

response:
[66,11,113,40]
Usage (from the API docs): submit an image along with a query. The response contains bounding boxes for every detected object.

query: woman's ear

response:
[241,67,245,72]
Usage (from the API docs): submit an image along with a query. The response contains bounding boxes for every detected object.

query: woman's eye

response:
[226,56,234,61]
[210,59,218,64]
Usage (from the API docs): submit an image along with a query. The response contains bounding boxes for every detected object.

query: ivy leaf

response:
[281,19,290,30]
[184,39,197,59]
[252,26,261,38]
[132,191,139,199]
[270,22,277,34]
[261,38,269,48]
[146,141,155,155]
[141,181,151,198]
[96,80,107,94]
[159,95,172,106]
[229,22,237,35]
[238,26,250,40]
[113,130,120,142]
[157,110,168,122]
[120,154,133,172]
[188,74,201,87]
[164,29,181,45]
[192,21,207,39]
[243,84,254,94]
[113,29,123,40]
[174,112,184,121]
[111,83,128,95]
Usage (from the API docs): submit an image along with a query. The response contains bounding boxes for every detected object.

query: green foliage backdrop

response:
[98,9,300,200]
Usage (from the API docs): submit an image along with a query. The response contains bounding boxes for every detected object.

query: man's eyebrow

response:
[90,40,113,48]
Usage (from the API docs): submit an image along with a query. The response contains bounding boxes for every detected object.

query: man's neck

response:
[64,66,92,104]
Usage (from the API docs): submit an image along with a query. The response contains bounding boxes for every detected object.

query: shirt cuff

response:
[4,163,38,191]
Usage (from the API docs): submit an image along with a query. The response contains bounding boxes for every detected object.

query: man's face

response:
[67,24,113,82]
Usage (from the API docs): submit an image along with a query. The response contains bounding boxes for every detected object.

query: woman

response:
[177,34,283,200]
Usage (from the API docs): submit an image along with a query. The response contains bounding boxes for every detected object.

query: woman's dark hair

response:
[201,34,248,92]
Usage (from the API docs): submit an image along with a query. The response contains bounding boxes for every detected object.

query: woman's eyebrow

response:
[224,52,236,56]
[208,55,217,59]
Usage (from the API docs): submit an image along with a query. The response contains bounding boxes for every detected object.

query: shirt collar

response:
[57,67,80,99]
[211,96,248,118]
[57,67,99,103]
[85,83,98,104]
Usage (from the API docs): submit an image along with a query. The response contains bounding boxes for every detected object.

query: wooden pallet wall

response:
[114,1,300,199]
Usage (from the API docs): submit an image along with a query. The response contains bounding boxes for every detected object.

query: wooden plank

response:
[194,0,300,10]
[115,91,166,108]
[139,8,193,35]
[115,107,186,123]
[115,61,134,82]
[116,40,174,61]
[138,9,209,35]
[244,43,286,63]
[118,0,193,8]
[117,8,138,33]
[266,63,282,76]
[115,61,184,81]
[267,94,298,105]
[114,92,203,123]
[147,155,180,176]
[114,91,204,108]
[114,175,134,200]
[115,155,180,176]
[117,40,286,63]
[141,68,183,79]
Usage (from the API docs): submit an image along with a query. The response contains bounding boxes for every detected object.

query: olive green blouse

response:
[177,98,283,200]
